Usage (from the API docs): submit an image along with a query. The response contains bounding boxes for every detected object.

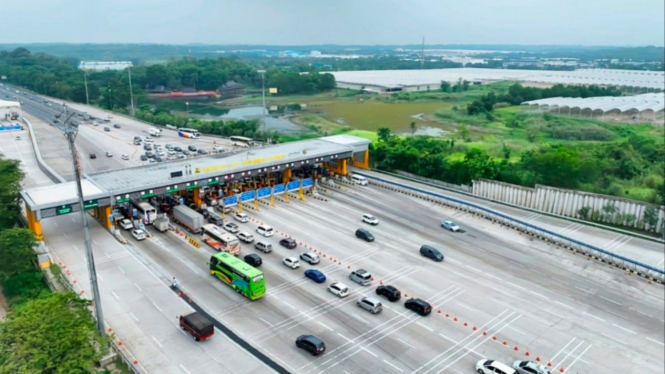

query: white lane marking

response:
[63,232,68,238]
[646,337,665,346]
[383,360,404,372]
[282,301,296,310]
[530,291,549,300]
[507,282,525,290]
[612,324,636,334]
[509,260,524,268]
[73,245,78,251]
[396,337,415,349]
[550,337,577,363]
[439,333,456,343]
[129,312,139,322]
[92,239,98,245]
[555,301,574,309]
[259,317,273,327]
[629,308,651,317]
[529,268,547,276]
[484,273,502,281]
[53,221,58,227]
[455,302,475,312]
[134,283,142,291]
[180,364,192,374]
[118,266,125,274]
[71,218,76,223]
[508,326,527,335]
[575,286,593,293]
[447,258,462,265]
[416,322,434,332]
[152,335,163,348]
[152,302,163,312]
[362,349,378,358]
[600,296,621,305]
[317,321,333,332]
[465,265,481,273]
[583,312,605,322]
[111,291,120,300]
[656,258,664,266]
[564,344,593,371]
[353,314,370,324]
[602,333,625,345]
[97,274,104,281]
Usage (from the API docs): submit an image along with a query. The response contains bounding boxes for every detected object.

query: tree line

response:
[0,159,103,373]
[372,128,665,207]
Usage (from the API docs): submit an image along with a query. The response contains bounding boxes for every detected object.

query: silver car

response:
[300,251,320,265]
[356,297,382,314]
[441,220,460,232]
[512,361,551,374]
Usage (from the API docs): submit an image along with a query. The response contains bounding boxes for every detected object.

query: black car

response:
[280,238,297,249]
[244,254,262,267]
[405,298,432,316]
[420,245,444,262]
[53,119,60,124]
[355,228,375,242]
[104,127,110,132]
[140,155,148,161]
[174,146,182,152]
[144,144,152,151]
[296,335,325,356]
[376,285,401,302]
[113,124,121,129]
[89,153,97,159]
[182,150,191,156]
[188,145,197,152]
[155,157,163,162]
[197,148,208,155]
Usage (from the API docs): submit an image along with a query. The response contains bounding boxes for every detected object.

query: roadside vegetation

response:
[0,159,104,373]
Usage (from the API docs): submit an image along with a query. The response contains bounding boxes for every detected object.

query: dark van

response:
[420,245,444,262]
[355,228,375,242]
[405,298,432,316]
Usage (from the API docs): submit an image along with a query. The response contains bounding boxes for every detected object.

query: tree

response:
[0,293,103,374]
[0,229,38,282]
[0,159,24,230]
[577,206,591,220]
[377,127,392,143]
[458,124,470,141]
[643,206,659,230]
[410,122,417,136]
[440,81,451,92]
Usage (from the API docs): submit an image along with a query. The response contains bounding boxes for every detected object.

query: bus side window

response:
[210,257,219,266]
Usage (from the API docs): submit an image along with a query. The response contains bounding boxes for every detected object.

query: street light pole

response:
[62,112,105,338]
[185,102,190,118]
[83,70,90,106]
[127,67,135,117]
[257,70,267,132]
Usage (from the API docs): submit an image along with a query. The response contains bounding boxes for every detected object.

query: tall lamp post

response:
[61,109,105,337]
[185,102,190,118]
[257,70,267,132]
[127,67,135,117]
[83,70,90,105]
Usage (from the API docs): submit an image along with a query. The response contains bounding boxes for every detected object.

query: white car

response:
[441,220,460,232]
[144,137,153,143]
[238,232,254,243]
[121,154,129,160]
[92,121,99,126]
[362,214,379,225]
[283,257,300,269]
[327,282,350,298]
[256,225,274,237]
[476,359,516,374]
[300,251,320,265]
[223,222,240,233]
[131,229,147,241]
[512,361,551,374]
[119,219,133,230]
[213,145,224,153]
[234,212,249,223]
[105,151,113,157]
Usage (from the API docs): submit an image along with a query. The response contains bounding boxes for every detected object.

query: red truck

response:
[179,312,214,341]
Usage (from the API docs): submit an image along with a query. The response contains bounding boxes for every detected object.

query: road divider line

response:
[396,337,415,349]
[600,296,622,305]
[383,360,404,372]
[111,291,119,300]
[529,291,549,300]
[507,282,525,290]
[416,322,434,332]
[646,337,665,346]
[129,312,139,322]
[612,323,636,334]
[555,301,574,309]
[151,335,163,348]
[317,321,333,332]
[602,333,625,345]
[583,312,605,322]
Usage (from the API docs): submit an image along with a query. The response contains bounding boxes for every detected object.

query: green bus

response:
[209,252,266,300]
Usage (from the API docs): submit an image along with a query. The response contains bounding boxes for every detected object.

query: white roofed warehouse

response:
[521,93,665,122]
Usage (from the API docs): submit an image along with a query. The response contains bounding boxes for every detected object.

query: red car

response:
[179,312,214,341]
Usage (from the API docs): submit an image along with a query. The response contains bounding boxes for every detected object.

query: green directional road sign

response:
[56,205,73,216]
[166,186,179,194]
[186,182,199,190]
[141,191,155,199]
[116,196,131,203]
[83,199,98,209]
[208,179,220,186]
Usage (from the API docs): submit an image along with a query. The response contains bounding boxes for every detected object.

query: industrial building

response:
[0,99,21,121]
[522,93,665,121]
[330,68,665,93]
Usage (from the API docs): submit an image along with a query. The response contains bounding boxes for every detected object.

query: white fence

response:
[472,179,665,234]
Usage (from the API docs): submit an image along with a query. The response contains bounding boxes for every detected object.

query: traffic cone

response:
[445,313,449,318]
[535,356,540,362]
[380,280,383,284]
[483,331,487,336]
[118,340,123,346]
[525,351,530,357]
[514,346,519,351]
[502,340,508,346]
[453,317,458,322]
[547,362,552,367]
[348,265,351,269]
[134,360,138,364]
[473,326,477,331]
[463,322,468,327]
[492,335,497,340]
[559,367,564,373]
[438,310,441,314]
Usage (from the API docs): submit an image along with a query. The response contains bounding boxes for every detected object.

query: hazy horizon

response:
[1,0,663,46]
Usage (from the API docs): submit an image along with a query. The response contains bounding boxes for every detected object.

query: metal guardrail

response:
[356,172,665,284]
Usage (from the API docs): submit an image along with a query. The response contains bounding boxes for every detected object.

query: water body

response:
[192,105,304,134]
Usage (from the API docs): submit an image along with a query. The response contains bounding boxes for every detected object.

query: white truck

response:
[148,128,161,137]
[172,205,204,233]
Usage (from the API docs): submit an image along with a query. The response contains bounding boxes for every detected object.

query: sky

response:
[1,0,663,46]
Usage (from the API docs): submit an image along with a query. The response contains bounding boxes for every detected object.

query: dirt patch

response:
[0,285,8,321]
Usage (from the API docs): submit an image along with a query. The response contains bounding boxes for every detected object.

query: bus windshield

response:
[178,128,201,139]
[202,224,240,255]
[209,252,266,300]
